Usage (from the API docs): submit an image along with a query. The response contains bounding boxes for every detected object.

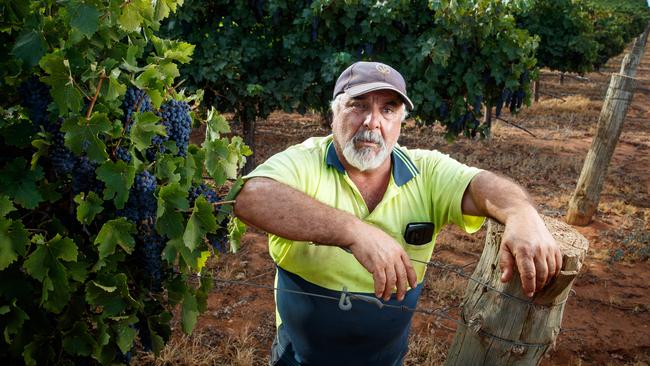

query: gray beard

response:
[341,130,390,172]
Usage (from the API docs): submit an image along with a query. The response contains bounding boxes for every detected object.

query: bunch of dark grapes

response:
[119,171,157,224]
[122,87,152,132]
[47,120,76,174]
[495,88,510,117]
[72,156,104,194]
[188,183,219,206]
[208,223,230,253]
[115,146,131,163]
[154,100,192,157]
[495,71,529,117]
[135,225,166,291]
[18,78,51,129]
[188,184,230,252]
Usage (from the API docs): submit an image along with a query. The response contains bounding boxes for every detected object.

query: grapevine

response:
[0,2,249,365]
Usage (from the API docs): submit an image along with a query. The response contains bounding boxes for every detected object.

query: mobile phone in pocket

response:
[403,222,435,245]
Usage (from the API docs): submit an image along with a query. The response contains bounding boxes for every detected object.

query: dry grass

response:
[424,271,467,306]
[133,326,265,366]
[403,329,447,365]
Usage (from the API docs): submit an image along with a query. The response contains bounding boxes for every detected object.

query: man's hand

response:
[235,177,418,302]
[498,207,563,297]
[347,223,418,302]
[462,171,563,297]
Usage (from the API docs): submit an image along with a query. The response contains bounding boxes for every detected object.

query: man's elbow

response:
[233,177,271,220]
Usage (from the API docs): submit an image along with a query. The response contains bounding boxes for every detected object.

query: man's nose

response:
[363,107,382,130]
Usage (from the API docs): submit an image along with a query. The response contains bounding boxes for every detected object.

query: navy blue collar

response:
[325,140,419,187]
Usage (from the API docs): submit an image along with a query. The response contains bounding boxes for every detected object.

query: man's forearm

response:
[233,177,360,248]
[463,171,562,297]
[463,171,536,223]
[234,177,418,300]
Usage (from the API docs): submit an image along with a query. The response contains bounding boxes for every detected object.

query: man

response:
[234,61,562,365]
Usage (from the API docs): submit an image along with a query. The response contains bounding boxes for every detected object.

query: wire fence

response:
[190,253,576,350]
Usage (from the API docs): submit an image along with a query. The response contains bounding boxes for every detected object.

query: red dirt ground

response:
[154,42,650,365]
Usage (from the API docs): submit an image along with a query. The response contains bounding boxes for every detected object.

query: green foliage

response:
[587,0,650,69]
[162,0,539,139]
[519,0,650,74]
[0,1,249,364]
[518,0,599,74]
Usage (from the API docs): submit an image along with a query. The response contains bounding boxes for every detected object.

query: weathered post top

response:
[445,216,589,366]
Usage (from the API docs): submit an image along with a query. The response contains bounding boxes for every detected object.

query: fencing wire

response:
[190,256,575,349]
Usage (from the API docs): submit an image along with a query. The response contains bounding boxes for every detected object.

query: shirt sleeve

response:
[418,150,485,234]
[242,143,318,195]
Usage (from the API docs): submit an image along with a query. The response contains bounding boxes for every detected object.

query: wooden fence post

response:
[566,26,648,225]
[445,217,589,366]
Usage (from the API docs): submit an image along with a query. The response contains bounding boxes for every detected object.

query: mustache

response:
[352,130,384,146]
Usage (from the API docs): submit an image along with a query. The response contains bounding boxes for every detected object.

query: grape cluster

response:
[119,171,157,223]
[495,71,529,117]
[18,78,51,129]
[135,225,166,291]
[72,156,104,194]
[208,226,230,253]
[154,100,192,157]
[115,146,131,163]
[122,87,153,132]
[188,183,219,206]
[48,120,76,174]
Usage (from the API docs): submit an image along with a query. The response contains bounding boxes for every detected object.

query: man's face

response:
[332,90,404,172]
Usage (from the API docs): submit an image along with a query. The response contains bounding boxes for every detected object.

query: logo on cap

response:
[376,64,391,75]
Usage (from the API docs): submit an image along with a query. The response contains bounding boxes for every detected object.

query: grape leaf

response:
[154,154,182,184]
[62,321,95,356]
[146,311,172,355]
[156,183,188,238]
[119,1,145,32]
[2,298,29,344]
[151,35,195,64]
[162,237,201,270]
[113,316,138,354]
[0,158,44,209]
[94,218,136,262]
[185,148,203,187]
[106,74,127,102]
[0,218,29,270]
[85,274,132,317]
[181,292,199,334]
[203,139,229,186]
[183,196,217,251]
[90,320,111,365]
[39,53,84,115]
[30,138,50,169]
[228,218,247,253]
[23,235,77,312]
[61,114,111,162]
[0,195,16,217]
[96,160,136,209]
[130,111,165,151]
[10,29,47,68]
[205,108,231,140]
[68,3,100,38]
[196,273,213,313]
[73,192,104,225]
[154,0,184,22]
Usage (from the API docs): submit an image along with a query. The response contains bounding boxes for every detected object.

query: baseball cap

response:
[333,61,414,111]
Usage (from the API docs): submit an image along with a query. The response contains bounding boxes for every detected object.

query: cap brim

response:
[345,82,414,111]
